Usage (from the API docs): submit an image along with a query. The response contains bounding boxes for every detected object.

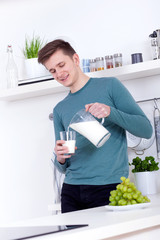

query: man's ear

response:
[73,53,80,66]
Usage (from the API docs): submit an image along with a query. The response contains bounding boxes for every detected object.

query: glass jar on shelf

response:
[113,53,122,67]
[95,57,104,71]
[105,55,114,69]
[89,59,97,72]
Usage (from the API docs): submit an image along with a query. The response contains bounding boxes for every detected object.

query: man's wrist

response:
[58,158,66,165]
[59,160,66,165]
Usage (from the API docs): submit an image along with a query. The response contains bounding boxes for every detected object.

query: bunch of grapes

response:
[109,177,150,206]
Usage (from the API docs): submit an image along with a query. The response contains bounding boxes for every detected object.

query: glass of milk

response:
[60,131,76,155]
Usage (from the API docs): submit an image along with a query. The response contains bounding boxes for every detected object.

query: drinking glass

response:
[60,131,76,154]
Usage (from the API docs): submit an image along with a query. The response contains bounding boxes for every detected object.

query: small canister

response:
[113,53,122,67]
[105,55,114,69]
[131,53,143,64]
[82,59,90,72]
[95,57,104,71]
[89,59,97,72]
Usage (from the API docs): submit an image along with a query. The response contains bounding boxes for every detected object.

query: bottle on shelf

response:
[6,45,18,88]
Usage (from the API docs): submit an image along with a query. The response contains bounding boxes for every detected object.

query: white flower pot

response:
[134,171,158,195]
[25,58,48,79]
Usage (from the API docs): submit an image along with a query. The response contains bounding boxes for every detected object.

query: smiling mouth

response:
[59,75,69,82]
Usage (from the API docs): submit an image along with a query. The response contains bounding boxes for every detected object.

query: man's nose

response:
[56,69,63,78]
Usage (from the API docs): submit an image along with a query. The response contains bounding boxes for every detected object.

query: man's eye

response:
[60,63,65,67]
[50,70,56,74]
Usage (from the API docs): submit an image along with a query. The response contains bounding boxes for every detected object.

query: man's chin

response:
[58,81,72,88]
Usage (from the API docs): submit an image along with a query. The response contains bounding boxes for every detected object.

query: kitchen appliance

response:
[149,29,160,59]
[126,122,155,154]
[69,109,111,148]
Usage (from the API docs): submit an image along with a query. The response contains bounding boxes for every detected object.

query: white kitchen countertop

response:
[1,194,160,240]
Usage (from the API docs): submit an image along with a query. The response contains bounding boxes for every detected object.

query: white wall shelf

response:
[0,80,68,101]
[87,59,160,80]
[0,59,160,101]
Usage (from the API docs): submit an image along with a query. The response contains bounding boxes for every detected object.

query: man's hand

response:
[85,102,111,119]
[54,140,77,164]
[54,140,71,164]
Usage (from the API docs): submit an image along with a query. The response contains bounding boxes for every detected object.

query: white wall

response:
[0,0,160,222]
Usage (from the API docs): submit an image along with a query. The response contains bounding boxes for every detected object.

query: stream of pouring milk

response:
[69,121,110,147]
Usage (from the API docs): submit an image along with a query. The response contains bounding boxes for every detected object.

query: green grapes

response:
[109,176,150,206]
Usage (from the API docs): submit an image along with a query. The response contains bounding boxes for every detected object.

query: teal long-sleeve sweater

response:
[53,77,153,185]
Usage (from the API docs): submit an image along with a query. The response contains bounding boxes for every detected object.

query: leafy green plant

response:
[130,156,159,173]
[23,34,45,59]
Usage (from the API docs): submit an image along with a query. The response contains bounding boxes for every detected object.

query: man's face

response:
[44,49,80,88]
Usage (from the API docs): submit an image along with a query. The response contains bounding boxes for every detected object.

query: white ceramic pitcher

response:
[69,109,111,148]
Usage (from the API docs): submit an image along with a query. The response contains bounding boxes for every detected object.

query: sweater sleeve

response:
[53,107,67,173]
[107,78,153,138]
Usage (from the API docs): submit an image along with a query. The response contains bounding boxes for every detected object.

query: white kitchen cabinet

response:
[0,59,160,101]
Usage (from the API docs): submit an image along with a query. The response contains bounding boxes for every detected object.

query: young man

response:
[38,39,153,213]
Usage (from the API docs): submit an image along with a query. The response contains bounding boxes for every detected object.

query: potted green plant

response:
[23,35,44,59]
[130,156,159,195]
[23,34,48,79]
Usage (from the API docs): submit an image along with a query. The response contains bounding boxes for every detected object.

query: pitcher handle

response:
[101,118,105,125]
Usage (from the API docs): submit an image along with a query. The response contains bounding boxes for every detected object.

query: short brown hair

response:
[38,39,76,65]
